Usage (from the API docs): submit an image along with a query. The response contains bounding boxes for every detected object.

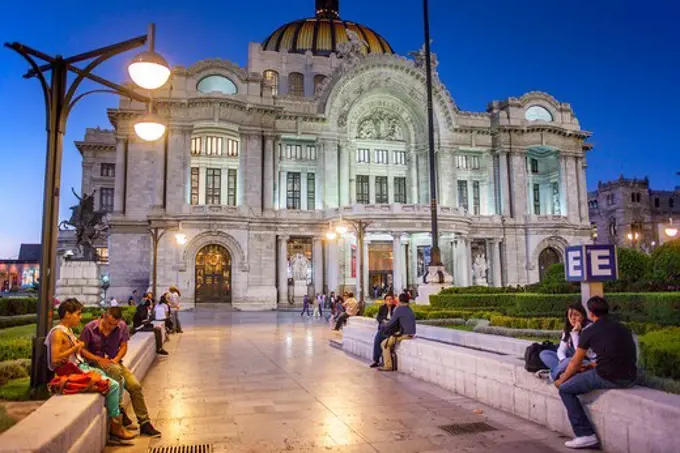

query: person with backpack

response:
[535,303,595,382]
[555,296,637,450]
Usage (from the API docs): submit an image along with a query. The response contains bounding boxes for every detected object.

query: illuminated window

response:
[99,188,114,212]
[393,151,406,165]
[205,168,221,205]
[374,150,388,164]
[226,139,239,157]
[472,181,480,215]
[227,169,237,206]
[197,75,237,95]
[288,72,304,97]
[375,176,388,204]
[263,70,279,96]
[96,247,109,264]
[191,137,202,155]
[190,167,199,205]
[394,177,407,203]
[205,136,223,156]
[101,163,115,177]
[307,173,315,210]
[357,149,370,163]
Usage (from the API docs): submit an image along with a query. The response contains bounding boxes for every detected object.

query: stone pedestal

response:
[293,280,308,303]
[55,258,102,306]
[416,265,453,305]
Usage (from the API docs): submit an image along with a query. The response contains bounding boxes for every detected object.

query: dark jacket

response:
[133,304,151,329]
[376,304,395,325]
[381,304,417,337]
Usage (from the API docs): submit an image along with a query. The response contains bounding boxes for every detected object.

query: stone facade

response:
[588,176,680,249]
[65,5,592,309]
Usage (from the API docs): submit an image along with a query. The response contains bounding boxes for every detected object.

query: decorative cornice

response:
[173,58,249,81]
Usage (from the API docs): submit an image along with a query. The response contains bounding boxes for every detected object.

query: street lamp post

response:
[422,0,443,273]
[6,24,170,389]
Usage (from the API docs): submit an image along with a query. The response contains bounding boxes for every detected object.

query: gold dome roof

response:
[262,1,393,57]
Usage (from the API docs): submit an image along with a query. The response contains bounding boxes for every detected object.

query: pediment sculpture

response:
[357,111,404,141]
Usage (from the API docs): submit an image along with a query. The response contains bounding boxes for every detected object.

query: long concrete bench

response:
[0,331,158,453]
[342,317,680,453]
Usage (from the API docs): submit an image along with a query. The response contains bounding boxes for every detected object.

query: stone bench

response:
[0,331,158,453]
[342,317,680,453]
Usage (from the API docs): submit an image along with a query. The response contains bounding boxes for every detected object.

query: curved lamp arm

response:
[4,43,51,127]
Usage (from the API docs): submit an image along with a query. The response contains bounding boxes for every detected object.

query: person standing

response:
[301,294,312,317]
[555,296,637,449]
[80,307,162,437]
[167,286,183,333]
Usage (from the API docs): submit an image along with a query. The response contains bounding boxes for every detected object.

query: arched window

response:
[313,74,327,94]
[288,72,304,97]
[262,70,279,96]
[196,75,237,95]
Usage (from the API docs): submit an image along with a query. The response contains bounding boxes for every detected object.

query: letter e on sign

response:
[585,245,618,281]
[565,246,584,282]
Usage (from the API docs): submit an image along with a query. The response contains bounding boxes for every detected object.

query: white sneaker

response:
[565,435,599,449]
[534,369,550,380]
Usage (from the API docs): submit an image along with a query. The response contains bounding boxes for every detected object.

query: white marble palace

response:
[68,0,593,309]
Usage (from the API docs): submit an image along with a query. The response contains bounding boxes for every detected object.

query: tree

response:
[617,247,651,283]
[648,238,680,282]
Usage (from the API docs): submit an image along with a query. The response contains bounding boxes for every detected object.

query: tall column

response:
[449,239,457,284]
[279,171,287,209]
[237,136,247,206]
[498,151,511,216]
[277,235,289,304]
[242,133,263,212]
[349,146,357,205]
[113,136,127,213]
[313,237,323,295]
[165,125,192,213]
[438,148,456,207]
[339,142,350,206]
[326,239,339,294]
[323,139,339,208]
[418,152,430,204]
[466,239,473,286]
[400,241,408,291]
[409,151,418,204]
[363,238,370,299]
[492,239,502,287]
[560,154,573,220]
[409,236,418,284]
[274,138,281,209]
[220,169,228,205]
[577,156,588,222]
[263,134,275,211]
[510,151,528,217]
[392,233,402,293]
[301,171,308,210]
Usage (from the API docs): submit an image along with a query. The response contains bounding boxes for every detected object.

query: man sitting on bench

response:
[376,293,416,372]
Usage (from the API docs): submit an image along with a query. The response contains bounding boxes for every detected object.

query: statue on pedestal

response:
[472,254,488,286]
[291,253,309,281]
[59,188,108,262]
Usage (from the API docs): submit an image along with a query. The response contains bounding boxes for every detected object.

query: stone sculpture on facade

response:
[472,254,488,286]
[409,41,439,71]
[337,29,368,70]
[59,189,108,261]
[291,253,309,281]
[356,111,404,141]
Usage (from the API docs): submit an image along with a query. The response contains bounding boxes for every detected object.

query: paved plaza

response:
[110,309,577,453]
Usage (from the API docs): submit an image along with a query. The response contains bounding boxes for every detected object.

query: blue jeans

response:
[558,369,633,437]
[301,304,311,316]
[373,330,388,363]
[539,350,571,382]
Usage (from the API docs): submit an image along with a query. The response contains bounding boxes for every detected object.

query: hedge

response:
[639,328,680,380]
[0,338,32,362]
[0,298,37,316]
[0,359,30,386]
[0,315,37,329]
[490,315,563,331]
[363,304,501,321]
[430,292,680,325]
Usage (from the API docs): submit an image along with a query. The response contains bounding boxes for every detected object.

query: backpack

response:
[524,341,557,372]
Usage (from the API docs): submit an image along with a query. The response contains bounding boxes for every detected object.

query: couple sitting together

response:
[369,292,416,371]
[46,299,162,442]
[536,297,637,450]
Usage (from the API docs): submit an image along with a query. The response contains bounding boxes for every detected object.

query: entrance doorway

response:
[538,247,562,282]
[195,244,232,303]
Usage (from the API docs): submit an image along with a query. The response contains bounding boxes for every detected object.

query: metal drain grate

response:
[148,445,212,453]
[438,422,497,436]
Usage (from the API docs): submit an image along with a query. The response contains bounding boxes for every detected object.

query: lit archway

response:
[195,244,232,304]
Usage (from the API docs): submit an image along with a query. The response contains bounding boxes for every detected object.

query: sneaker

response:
[156,349,169,356]
[564,435,599,449]
[140,422,162,438]
[535,369,550,380]
[120,409,138,430]
[369,362,380,368]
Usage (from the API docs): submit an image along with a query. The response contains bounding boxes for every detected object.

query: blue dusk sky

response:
[1,0,679,258]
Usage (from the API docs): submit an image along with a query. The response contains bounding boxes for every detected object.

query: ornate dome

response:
[262,0,393,57]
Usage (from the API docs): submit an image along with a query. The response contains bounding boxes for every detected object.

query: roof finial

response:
[315,0,339,19]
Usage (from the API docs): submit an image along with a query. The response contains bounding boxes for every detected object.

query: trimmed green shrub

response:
[0,338,32,361]
[542,264,566,284]
[0,298,38,316]
[0,315,37,329]
[0,359,31,387]
[490,315,562,331]
[648,238,680,281]
[639,327,680,380]
[618,247,651,282]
